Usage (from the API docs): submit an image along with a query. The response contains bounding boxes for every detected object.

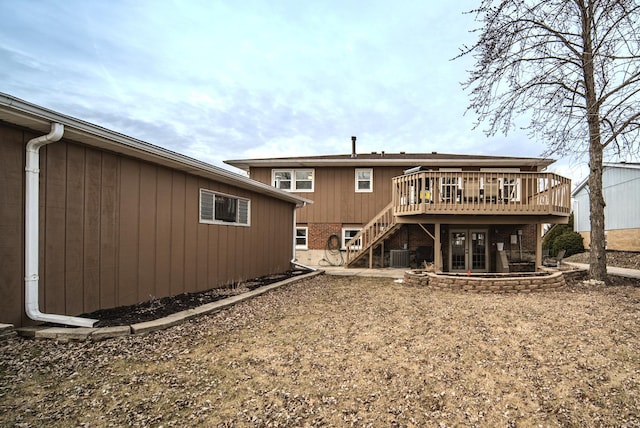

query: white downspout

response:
[25,123,98,328]
[290,203,316,271]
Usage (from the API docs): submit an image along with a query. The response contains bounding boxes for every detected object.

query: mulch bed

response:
[80,269,312,327]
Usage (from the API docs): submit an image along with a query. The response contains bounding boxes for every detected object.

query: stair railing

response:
[345,202,397,266]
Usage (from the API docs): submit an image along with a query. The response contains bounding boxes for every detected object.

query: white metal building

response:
[572,163,640,252]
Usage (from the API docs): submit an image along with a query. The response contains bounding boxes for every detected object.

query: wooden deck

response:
[345,171,571,268]
[392,171,571,217]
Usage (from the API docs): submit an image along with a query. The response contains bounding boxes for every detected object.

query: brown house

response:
[0,93,310,328]
[225,138,571,271]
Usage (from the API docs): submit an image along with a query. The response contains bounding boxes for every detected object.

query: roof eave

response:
[224,157,555,171]
[571,176,590,197]
[572,162,640,197]
[0,93,311,207]
[604,162,640,170]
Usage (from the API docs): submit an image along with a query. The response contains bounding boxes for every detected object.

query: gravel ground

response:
[1,274,639,427]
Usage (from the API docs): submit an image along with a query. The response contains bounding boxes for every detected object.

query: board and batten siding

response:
[0,123,295,327]
[250,166,406,224]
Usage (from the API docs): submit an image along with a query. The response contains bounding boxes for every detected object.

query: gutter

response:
[24,123,98,328]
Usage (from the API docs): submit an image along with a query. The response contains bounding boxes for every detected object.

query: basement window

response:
[296,227,308,250]
[200,189,250,226]
[342,228,362,250]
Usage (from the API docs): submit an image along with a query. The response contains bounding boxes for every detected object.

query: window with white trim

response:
[480,168,521,202]
[440,176,461,202]
[439,168,462,202]
[295,227,308,249]
[342,228,362,250]
[199,189,250,226]
[501,177,521,202]
[355,168,373,192]
[272,169,314,192]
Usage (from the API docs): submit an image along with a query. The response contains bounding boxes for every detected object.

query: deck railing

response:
[392,171,571,216]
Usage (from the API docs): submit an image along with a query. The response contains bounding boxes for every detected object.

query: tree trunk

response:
[587,134,607,281]
[582,0,608,281]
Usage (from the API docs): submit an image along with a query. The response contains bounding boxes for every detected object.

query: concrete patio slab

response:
[318,266,407,279]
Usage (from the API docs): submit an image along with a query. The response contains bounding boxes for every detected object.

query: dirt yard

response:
[1,275,639,427]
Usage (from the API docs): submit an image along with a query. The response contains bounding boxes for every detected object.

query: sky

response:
[0,0,610,183]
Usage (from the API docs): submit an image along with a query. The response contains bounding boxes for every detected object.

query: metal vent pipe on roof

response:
[24,122,98,328]
[351,136,357,158]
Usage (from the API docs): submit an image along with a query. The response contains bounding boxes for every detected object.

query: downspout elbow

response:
[25,123,64,177]
[27,122,64,151]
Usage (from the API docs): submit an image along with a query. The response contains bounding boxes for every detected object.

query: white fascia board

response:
[604,162,640,171]
[571,176,590,197]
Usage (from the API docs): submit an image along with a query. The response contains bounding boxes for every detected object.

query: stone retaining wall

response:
[403,270,566,293]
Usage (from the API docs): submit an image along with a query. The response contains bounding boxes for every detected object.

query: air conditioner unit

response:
[390,249,410,268]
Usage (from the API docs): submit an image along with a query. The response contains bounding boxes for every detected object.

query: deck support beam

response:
[418,223,435,241]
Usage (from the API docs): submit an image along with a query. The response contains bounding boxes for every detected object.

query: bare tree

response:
[459,0,640,281]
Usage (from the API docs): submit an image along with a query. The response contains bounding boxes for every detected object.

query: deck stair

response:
[345,202,401,267]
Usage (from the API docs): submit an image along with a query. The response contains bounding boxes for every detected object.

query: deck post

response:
[435,223,442,272]
[535,223,543,270]
[547,175,551,214]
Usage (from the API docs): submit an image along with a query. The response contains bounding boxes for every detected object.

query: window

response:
[355,168,373,192]
[440,177,461,202]
[342,228,362,250]
[295,227,308,250]
[501,177,521,202]
[480,168,521,202]
[272,169,314,192]
[273,171,291,190]
[439,169,462,202]
[200,189,250,226]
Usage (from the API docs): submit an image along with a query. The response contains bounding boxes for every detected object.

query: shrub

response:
[543,213,576,252]
[551,230,585,257]
[543,224,571,250]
